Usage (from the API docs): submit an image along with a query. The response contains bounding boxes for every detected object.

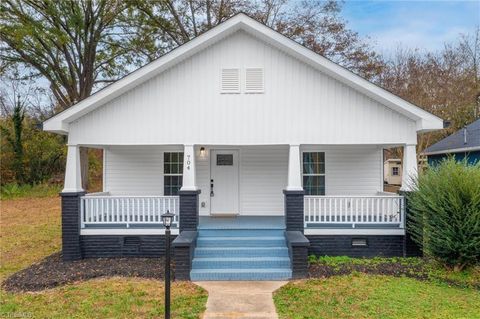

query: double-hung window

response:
[164,152,183,195]
[302,152,325,195]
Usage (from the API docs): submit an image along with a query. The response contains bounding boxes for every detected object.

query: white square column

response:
[180,144,198,191]
[63,144,84,193]
[401,144,418,191]
[286,144,303,191]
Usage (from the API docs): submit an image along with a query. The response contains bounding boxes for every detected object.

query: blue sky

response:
[342,0,479,55]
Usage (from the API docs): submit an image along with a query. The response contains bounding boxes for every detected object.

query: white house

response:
[44,14,443,281]
[384,159,402,186]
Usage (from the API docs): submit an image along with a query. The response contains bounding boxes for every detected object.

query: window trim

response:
[163,152,184,196]
[302,151,326,195]
[392,166,399,176]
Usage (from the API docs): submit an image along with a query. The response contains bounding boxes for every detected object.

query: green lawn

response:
[274,274,480,319]
[1,278,207,319]
[0,196,207,319]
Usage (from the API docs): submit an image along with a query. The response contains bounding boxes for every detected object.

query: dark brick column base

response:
[172,231,197,280]
[285,231,310,279]
[178,190,201,232]
[61,191,85,261]
[399,190,423,257]
[283,190,305,232]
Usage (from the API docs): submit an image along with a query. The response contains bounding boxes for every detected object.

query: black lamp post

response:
[161,210,174,319]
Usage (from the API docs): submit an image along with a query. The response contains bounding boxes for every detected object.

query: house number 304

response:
[186,155,191,170]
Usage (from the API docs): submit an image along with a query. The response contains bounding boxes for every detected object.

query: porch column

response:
[284,144,305,232]
[63,144,83,193]
[286,144,303,191]
[179,144,200,232]
[180,145,197,191]
[61,144,85,261]
[401,144,418,191]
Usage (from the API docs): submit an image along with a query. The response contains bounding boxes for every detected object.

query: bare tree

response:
[131,0,384,79]
[378,28,480,154]
[0,0,147,189]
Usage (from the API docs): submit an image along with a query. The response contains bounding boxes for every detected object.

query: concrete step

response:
[190,268,292,281]
[192,257,290,269]
[196,236,286,247]
[194,246,289,258]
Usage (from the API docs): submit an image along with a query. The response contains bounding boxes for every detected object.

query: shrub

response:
[407,158,480,271]
[0,183,61,200]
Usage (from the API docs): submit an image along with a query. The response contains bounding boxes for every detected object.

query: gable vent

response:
[245,68,264,93]
[221,68,240,93]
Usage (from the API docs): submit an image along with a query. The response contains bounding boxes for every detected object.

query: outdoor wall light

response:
[200,147,206,158]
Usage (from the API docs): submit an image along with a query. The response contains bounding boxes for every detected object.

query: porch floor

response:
[198,216,285,230]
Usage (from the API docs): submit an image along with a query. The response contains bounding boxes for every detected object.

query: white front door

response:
[210,150,239,215]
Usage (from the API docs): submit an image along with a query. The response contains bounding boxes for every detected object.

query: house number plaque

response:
[186,155,191,170]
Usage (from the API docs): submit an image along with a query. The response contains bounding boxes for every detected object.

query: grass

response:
[0,194,207,318]
[0,197,62,280]
[274,274,480,319]
[309,255,480,288]
[1,278,207,319]
[0,183,62,200]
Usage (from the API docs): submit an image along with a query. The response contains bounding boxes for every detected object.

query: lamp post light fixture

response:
[161,210,175,319]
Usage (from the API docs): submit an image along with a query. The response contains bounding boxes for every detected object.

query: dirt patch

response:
[2,252,171,292]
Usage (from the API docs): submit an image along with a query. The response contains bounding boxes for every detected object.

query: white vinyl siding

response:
[104,146,182,195]
[239,146,287,215]
[104,145,382,210]
[302,145,383,195]
[69,31,417,146]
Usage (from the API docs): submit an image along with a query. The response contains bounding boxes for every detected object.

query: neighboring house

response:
[423,118,480,165]
[384,159,402,185]
[43,14,443,280]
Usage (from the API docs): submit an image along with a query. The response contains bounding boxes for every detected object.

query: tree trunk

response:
[80,147,89,191]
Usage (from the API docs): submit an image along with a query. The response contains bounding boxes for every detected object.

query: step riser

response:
[194,248,289,258]
[190,272,292,281]
[191,228,292,281]
[197,239,285,247]
[193,260,290,269]
[198,230,284,237]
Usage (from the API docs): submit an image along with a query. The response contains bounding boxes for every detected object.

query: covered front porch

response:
[63,143,415,235]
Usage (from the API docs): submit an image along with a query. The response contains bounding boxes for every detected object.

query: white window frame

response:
[302,151,326,195]
[392,166,399,176]
[164,152,184,195]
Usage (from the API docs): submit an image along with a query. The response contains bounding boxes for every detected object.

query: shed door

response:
[210,150,239,215]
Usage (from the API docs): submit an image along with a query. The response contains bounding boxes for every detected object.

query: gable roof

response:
[423,118,480,155]
[43,13,443,134]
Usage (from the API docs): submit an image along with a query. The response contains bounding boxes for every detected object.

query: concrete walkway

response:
[195,281,287,319]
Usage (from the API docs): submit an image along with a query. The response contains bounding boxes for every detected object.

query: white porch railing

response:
[81,195,180,228]
[304,195,405,228]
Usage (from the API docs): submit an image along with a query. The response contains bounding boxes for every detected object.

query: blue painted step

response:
[191,228,291,280]
[196,236,286,247]
[194,246,289,258]
[192,257,290,269]
[190,268,292,281]
[198,229,284,237]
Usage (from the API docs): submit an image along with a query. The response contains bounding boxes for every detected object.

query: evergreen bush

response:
[407,158,480,271]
